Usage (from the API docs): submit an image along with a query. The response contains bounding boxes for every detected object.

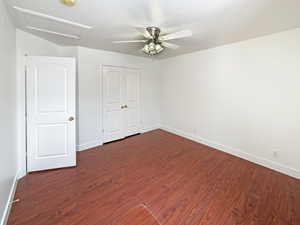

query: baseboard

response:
[141,124,161,133]
[161,125,300,179]
[77,125,161,151]
[77,139,103,151]
[0,170,20,225]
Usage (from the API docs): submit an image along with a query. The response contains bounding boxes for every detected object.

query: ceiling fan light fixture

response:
[143,44,149,52]
[155,44,163,52]
[149,42,155,51]
[142,40,164,56]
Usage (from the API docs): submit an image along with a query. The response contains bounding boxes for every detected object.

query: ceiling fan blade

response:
[162,42,180,49]
[113,40,147,43]
[159,30,192,41]
[134,27,152,39]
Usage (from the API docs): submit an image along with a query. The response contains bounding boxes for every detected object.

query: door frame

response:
[18,56,77,177]
[100,64,142,144]
[17,54,28,178]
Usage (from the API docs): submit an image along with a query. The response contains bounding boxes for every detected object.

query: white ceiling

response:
[5,0,300,59]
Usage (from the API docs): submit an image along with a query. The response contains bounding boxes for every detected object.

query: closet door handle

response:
[124,105,128,108]
[121,106,124,109]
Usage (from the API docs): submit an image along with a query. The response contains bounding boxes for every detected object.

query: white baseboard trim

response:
[77,125,161,152]
[1,170,20,225]
[141,124,161,133]
[161,125,300,179]
[77,139,103,151]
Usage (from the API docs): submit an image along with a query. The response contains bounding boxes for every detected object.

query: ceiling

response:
[5,0,300,59]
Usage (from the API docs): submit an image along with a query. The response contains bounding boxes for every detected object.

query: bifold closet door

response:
[124,69,140,137]
[102,66,140,143]
[103,66,125,142]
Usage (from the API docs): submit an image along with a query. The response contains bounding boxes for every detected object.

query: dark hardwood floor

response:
[8,130,300,225]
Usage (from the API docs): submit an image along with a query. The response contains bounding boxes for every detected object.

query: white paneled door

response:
[102,66,140,143]
[26,57,76,172]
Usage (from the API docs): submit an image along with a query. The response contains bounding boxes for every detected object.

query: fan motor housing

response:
[146,27,161,41]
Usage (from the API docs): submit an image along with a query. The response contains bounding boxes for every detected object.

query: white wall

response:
[0,1,18,224]
[16,30,77,177]
[159,28,300,178]
[77,47,160,150]
[16,30,70,57]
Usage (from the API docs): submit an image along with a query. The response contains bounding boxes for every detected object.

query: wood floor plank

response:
[112,205,160,225]
[7,130,300,225]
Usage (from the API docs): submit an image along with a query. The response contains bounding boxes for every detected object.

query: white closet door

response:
[102,66,141,143]
[103,66,125,142]
[26,57,76,172]
[124,69,141,136]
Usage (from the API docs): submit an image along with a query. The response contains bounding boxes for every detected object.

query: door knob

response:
[121,106,124,109]
[124,105,128,108]
[68,116,75,121]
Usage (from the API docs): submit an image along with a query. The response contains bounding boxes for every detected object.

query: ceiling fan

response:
[113,27,192,56]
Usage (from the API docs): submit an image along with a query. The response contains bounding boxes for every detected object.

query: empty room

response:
[1,0,300,225]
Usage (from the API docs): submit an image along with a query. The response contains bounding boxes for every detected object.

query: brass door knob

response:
[68,116,75,121]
